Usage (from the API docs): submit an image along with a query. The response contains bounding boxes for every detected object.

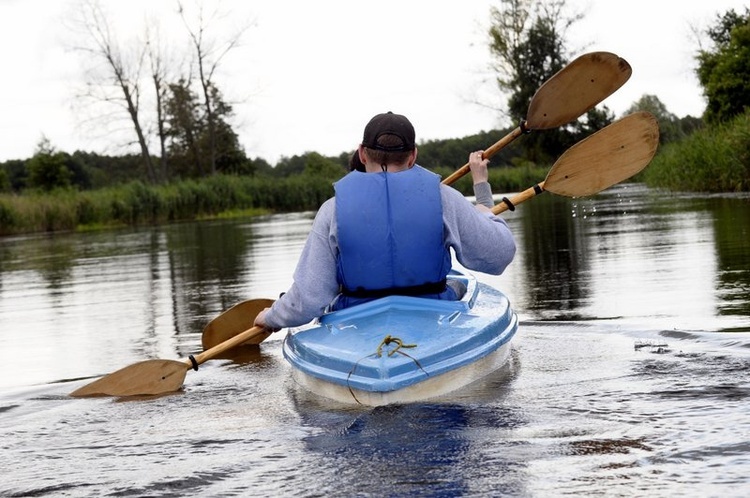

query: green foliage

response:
[273,154,308,177]
[1,160,27,191]
[26,139,73,192]
[0,168,10,192]
[696,8,750,124]
[70,152,144,188]
[488,0,583,162]
[0,191,79,234]
[417,129,523,170]
[643,111,750,192]
[505,16,566,121]
[0,173,339,236]
[0,159,553,236]
[302,152,348,180]
[0,199,16,228]
[164,80,247,179]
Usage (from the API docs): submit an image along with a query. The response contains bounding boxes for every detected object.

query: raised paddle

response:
[491,111,660,215]
[70,300,274,397]
[442,51,632,186]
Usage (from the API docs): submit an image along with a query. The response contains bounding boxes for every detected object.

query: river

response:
[1,184,749,497]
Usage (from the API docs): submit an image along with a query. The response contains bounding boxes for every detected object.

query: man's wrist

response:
[473,181,494,208]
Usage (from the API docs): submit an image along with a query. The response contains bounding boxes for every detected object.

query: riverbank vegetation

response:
[0,156,547,236]
[643,111,750,192]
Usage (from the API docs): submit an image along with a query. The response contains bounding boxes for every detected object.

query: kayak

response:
[282,271,518,406]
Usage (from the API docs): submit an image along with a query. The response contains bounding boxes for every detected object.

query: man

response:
[254,112,515,329]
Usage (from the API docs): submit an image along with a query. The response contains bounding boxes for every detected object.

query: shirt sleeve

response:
[263,199,341,328]
[440,185,516,275]
[473,181,494,208]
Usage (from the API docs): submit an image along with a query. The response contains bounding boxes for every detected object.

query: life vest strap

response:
[341,279,447,299]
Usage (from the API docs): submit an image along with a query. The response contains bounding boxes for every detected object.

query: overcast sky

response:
[0,0,747,164]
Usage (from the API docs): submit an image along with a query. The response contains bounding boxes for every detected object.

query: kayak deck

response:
[282,272,518,405]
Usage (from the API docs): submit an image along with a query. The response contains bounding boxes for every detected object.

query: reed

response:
[0,157,646,237]
[0,174,336,236]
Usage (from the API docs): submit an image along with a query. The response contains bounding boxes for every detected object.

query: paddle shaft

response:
[442,127,523,185]
[188,325,266,367]
[492,182,546,215]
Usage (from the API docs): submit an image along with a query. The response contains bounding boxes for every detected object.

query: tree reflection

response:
[516,194,592,319]
[711,196,750,326]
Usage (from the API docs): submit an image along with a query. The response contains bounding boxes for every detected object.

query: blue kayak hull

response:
[282,272,518,405]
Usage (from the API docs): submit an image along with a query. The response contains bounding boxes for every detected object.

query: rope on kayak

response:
[346,335,425,405]
[376,334,417,357]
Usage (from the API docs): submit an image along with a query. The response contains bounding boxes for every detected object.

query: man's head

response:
[360,112,416,169]
[362,112,415,152]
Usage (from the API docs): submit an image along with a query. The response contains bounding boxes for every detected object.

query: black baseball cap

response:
[361,112,415,152]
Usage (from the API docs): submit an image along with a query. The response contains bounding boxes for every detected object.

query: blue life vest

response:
[333,166,454,309]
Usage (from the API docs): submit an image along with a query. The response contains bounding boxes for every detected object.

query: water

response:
[1,184,749,497]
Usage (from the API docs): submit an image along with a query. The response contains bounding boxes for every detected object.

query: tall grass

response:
[0,174,336,236]
[643,112,750,192]
[0,163,565,236]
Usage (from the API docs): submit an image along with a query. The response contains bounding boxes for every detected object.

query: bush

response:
[644,112,750,192]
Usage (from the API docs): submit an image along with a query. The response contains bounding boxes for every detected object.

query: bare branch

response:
[68,0,156,181]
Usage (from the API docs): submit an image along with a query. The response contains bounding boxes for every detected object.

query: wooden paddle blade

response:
[443,51,629,186]
[70,359,189,398]
[545,111,660,197]
[526,52,632,130]
[202,298,275,350]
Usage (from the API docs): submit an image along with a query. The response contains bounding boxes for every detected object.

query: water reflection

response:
[491,184,750,332]
[163,219,257,332]
[294,369,529,496]
[710,195,750,319]
[511,193,593,319]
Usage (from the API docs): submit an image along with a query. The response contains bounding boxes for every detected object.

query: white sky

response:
[0,0,747,164]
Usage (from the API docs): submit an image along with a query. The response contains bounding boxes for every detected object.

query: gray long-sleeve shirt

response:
[263,183,515,328]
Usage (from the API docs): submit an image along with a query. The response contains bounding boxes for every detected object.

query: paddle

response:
[491,111,660,215]
[70,300,274,398]
[202,298,275,350]
[442,51,632,186]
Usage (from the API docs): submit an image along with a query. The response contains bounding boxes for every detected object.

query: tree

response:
[144,19,175,183]
[177,1,251,175]
[163,79,247,178]
[165,79,204,177]
[273,155,310,178]
[0,160,29,192]
[696,8,750,124]
[26,138,73,192]
[302,153,347,180]
[487,0,583,162]
[0,167,10,193]
[71,0,157,183]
